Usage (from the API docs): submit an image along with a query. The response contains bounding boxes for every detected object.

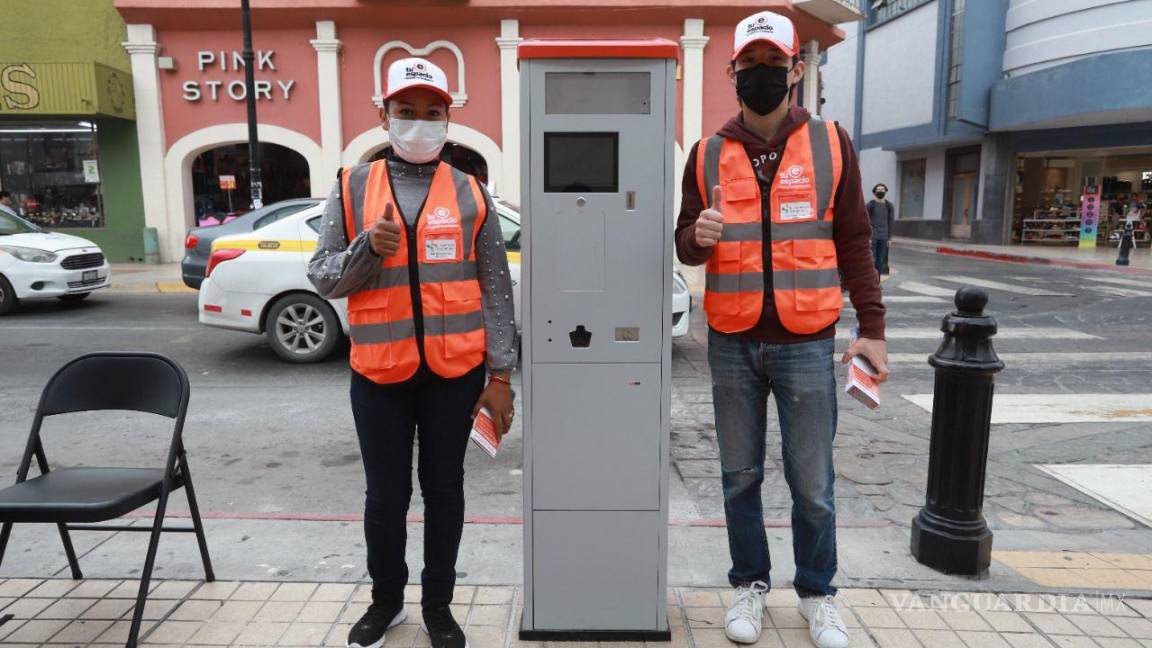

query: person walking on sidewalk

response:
[0,191,20,219]
[675,10,889,648]
[308,57,517,648]
[866,184,895,275]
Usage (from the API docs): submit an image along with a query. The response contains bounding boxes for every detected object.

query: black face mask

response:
[736,64,792,116]
[875,191,887,199]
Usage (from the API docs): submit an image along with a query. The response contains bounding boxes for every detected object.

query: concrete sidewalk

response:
[106,264,196,294]
[0,577,1150,647]
[892,238,1152,274]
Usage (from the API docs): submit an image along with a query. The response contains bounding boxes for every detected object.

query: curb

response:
[898,242,1152,276]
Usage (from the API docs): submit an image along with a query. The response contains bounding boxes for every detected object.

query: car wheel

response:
[265,293,341,363]
[58,292,91,303]
[0,275,16,315]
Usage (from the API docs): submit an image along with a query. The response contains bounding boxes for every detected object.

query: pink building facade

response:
[115,0,860,262]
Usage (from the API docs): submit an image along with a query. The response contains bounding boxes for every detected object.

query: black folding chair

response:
[0,352,214,647]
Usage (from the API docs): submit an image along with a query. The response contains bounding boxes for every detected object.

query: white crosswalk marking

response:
[896,281,958,298]
[885,352,1152,365]
[902,393,1152,423]
[932,275,1072,296]
[836,327,1099,340]
[1095,286,1152,298]
[1084,275,1152,289]
[882,295,947,304]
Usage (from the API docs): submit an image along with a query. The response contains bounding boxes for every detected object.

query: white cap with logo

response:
[385,57,452,104]
[732,10,799,59]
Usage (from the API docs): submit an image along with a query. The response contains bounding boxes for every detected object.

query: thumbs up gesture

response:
[370,203,402,258]
[695,185,724,248]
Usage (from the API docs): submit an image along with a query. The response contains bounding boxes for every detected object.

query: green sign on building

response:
[0,62,134,119]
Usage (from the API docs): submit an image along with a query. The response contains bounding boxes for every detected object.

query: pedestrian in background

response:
[866,183,895,275]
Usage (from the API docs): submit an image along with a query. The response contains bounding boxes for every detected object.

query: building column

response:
[311,21,344,190]
[496,19,523,204]
[123,24,170,260]
[801,40,821,116]
[680,19,709,148]
[974,132,1015,245]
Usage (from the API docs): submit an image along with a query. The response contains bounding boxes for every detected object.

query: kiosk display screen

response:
[544,132,619,193]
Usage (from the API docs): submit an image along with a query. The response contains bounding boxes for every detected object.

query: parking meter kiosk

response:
[518,39,677,641]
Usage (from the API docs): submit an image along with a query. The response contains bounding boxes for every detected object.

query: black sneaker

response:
[347,602,407,648]
[422,605,468,648]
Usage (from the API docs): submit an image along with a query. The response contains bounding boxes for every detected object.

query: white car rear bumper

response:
[197,276,266,334]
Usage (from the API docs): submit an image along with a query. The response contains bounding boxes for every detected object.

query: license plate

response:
[83,270,98,283]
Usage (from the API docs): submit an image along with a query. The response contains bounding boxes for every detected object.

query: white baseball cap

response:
[384,57,452,104]
[733,10,799,59]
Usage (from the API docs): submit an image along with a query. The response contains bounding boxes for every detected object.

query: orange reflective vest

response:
[341,160,488,384]
[695,118,844,335]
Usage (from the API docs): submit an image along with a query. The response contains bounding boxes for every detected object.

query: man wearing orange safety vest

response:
[675,11,889,648]
[308,57,516,648]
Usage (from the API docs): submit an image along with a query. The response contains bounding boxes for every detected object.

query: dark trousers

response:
[350,366,486,609]
[872,238,890,275]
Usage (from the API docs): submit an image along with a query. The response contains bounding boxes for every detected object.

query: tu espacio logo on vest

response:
[778,164,811,187]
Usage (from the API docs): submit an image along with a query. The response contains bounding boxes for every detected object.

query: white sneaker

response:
[798,595,850,648]
[724,581,769,644]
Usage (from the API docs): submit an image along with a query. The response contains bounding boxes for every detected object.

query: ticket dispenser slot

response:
[519,40,677,641]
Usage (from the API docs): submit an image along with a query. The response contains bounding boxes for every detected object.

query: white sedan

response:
[198,199,690,362]
[0,210,111,315]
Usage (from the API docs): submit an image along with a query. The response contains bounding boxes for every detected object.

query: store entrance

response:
[191,143,310,226]
[951,172,977,239]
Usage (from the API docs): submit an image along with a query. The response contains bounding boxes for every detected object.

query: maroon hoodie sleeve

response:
[675,142,714,266]
[832,125,887,341]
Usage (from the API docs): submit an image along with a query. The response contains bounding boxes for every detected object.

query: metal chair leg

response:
[126,491,170,648]
[179,452,215,582]
[0,522,11,569]
[56,522,84,579]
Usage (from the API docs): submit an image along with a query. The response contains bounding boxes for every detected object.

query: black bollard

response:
[911,287,1005,575]
[1116,221,1135,267]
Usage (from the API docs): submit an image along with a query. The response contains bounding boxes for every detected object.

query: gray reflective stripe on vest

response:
[772,267,840,291]
[346,163,373,234]
[350,319,417,345]
[808,118,834,220]
[769,220,834,241]
[424,310,485,336]
[449,165,481,260]
[419,261,478,284]
[370,265,411,290]
[705,272,765,293]
[721,222,761,242]
[702,136,724,207]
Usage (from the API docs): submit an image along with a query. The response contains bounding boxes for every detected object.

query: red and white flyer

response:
[470,407,501,457]
[845,328,881,409]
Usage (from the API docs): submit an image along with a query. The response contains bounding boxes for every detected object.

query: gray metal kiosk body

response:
[518,39,678,641]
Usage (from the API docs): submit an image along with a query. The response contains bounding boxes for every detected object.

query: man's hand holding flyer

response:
[845,327,881,409]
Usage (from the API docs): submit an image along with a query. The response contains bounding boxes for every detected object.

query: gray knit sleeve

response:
[475,187,519,373]
[307,177,380,299]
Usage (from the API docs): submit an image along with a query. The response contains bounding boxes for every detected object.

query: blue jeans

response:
[708,330,838,597]
[873,238,890,274]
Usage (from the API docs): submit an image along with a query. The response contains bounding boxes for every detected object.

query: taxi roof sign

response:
[517,38,679,61]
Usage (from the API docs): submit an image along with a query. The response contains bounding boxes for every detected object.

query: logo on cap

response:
[405,64,435,83]
[746,18,776,35]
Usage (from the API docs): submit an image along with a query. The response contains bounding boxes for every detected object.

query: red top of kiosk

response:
[517,38,680,61]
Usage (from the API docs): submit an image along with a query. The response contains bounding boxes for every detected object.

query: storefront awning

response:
[0,62,134,120]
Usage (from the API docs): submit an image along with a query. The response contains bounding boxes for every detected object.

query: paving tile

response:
[1047,637,1102,648]
[46,618,115,643]
[272,582,320,602]
[881,590,921,608]
[234,621,291,645]
[168,598,222,622]
[1085,597,1140,617]
[130,596,181,621]
[1067,615,1127,637]
[958,631,1012,648]
[186,620,246,645]
[454,585,477,604]
[210,599,264,622]
[1091,554,1152,571]
[0,578,43,598]
[66,579,122,598]
[1094,639,1143,648]
[979,611,1034,633]
[685,606,726,629]
[995,551,1118,570]
[1017,569,1151,591]
[682,589,723,608]
[150,580,200,599]
[277,622,333,646]
[35,596,98,619]
[466,625,507,648]
[1003,634,1056,648]
[145,619,203,644]
[27,579,79,598]
[0,618,25,642]
[256,600,307,623]
[842,589,891,609]
[232,581,281,601]
[897,609,949,630]
[867,627,923,648]
[941,610,994,632]
[188,580,240,600]
[1025,613,1084,635]
[95,619,158,644]
[1114,617,1152,639]
[468,604,513,627]
[667,604,686,627]
[325,623,353,647]
[474,586,515,605]
[385,623,420,648]
[3,618,69,643]
[1127,600,1152,618]
[2,596,53,619]
[297,600,345,624]
[353,584,373,603]
[913,629,967,648]
[80,597,136,620]
[691,628,738,648]
[340,602,370,624]
[776,628,812,648]
[765,589,800,609]
[767,607,809,629]
[856,606,906,629]
[311,582,356,602]
[402,603,424,625]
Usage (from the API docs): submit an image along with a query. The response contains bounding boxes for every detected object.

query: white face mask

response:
[388,118,448,164]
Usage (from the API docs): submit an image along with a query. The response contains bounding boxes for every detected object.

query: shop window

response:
[899,158,926,220]
[0,121,104,229]
[191,143,311,226]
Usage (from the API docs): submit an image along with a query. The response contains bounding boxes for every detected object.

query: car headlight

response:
[0,245,58,263]
[672,271,688,295]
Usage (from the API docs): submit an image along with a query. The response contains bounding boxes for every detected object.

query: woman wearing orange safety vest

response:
[308,57,516,648]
